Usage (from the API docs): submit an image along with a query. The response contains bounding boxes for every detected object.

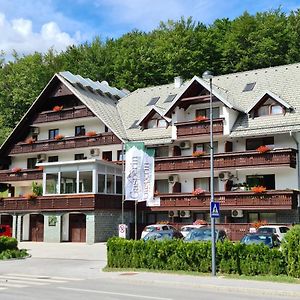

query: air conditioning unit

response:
[179,141,191,149]
[90,148,100,156]
[168,210,179,218]
[180,210,191,218]
[218,171,233,181]
[37,154,46,162]
[231,209,243,218]
[168,174,179,185]
[30,127,40,134]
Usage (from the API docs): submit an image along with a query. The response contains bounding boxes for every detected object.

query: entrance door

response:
[30,214,44,242]
[69,214,86,242]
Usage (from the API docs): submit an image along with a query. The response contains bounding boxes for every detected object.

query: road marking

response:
[7,273,82,281]
[3,275,65,283]
[0,277,46,286]
[0,282,27,288]
[58,287,173,300]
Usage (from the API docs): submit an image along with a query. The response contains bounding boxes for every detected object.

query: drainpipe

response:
[290,131,300,222]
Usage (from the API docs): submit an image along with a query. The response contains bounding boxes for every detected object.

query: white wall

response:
[223,107,239,135]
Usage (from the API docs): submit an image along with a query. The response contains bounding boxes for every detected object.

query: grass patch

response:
[103,267,300,284]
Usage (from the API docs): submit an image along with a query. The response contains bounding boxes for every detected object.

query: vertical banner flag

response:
[125,142,155,205]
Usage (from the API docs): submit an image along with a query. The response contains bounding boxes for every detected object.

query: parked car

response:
[141,224,177,239]
[180,225,207,238]
[240,233,281,248]
[184,227,227,242]
[142,229,183,241]
[0,225,12,237]
[257,225,290,241]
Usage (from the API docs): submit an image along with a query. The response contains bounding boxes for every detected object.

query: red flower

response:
[194,115,208,122]
[54,134,64,140]
[52,105,63,112]
[85,131,97,137]
[256,145,271,153]
[12,167,22,173]
[25,137,35,144]
[251,186,266,194]
[192,150,205,157]
[192,188,206,196]
[24,192,37,200]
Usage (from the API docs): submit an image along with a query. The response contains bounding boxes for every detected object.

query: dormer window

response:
[255,98,283,117]
[145,113,167,129]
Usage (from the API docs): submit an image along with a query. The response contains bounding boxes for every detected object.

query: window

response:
[74,153,85,161]
[194,177,219,192]
[196,107,220,119]
[48,156,58,162]
[75,125,85,136]
[107,174,115,194]
[116,176,122,194]
[146,113,167,129]
[249,212,276,223]
[49,129,59,140]
[46,173,58,194]
[243,82,256,92]
[155,179,169,194]
[147,97,160,106]
[150,146,169,158]
[254,98,284,117]
[246,174,275,190]
[246,137,274,150]
[117,150,125,161]
[79,171,92,193]
[194,142,218,154]
[104,125,109,133]
[98,174,105,193]
[60,171,77,194]
[27,158,37,169]
[102,151,112,161]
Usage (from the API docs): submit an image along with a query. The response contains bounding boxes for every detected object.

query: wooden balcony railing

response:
[0,194,134,212]
[155,148,297,172]
[0,169,43,182]
[32,106,95,124]
[149,190,298,211]
[175,118,224,137]
[10,132,121,154]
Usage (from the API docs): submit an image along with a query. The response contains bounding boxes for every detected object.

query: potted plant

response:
[25,137,35,144]
[192,150,206,157]
[251,186,267,194]
[194,115,208,122]
[85,131,97,137]
[54,134,64,141]
[24,192,37,200]
[256,145,271,153]
[11,167,22,173]
[52,105,63,112]
[192,188,206,196]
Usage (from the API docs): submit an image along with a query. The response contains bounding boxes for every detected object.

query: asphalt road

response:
[0,242,299,300]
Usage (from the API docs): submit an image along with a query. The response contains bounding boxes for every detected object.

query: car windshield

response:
[144,232,172,241]
[181,227,194,232]
[185,229,217,241]
[257,228,275,234]
[242,235,272,246]
[145,226,159,232]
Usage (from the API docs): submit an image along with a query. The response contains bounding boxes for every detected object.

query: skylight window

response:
[243,82,256,92]
[147,97,160,106]
[129,120,140,129]
[164,94,177,103]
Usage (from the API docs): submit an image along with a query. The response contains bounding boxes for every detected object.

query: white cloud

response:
[0,13,77,58]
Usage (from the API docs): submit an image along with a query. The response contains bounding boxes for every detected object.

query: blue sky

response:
[0,0,299,57]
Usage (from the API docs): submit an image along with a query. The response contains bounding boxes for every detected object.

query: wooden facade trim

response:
[149,190,298,211]
[175,118,224,137]
[10,132,121,154]
[155,148,297,172]
[32,106,95,124]
[0,169,42,182]
[0,194,134,212]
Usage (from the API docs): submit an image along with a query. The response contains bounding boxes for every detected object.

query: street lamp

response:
[202,70,216,276]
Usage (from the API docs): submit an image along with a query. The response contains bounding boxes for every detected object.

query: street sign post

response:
[210,201,220,218]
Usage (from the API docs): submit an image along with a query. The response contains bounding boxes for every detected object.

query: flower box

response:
[256,145,271,153]
[85,131,97,137]
[251,186,267,194]
[194,115,208,122]
[192,188,206,196]
[192,150,206,157]
[52,105,63,112]
[11,167,22,173]
[25,137,35,144]
[54,134,64,141]
[24,192,37,200]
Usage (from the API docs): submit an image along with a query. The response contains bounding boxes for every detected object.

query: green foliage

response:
[32,181,43,196]
[0,236,18,252]
[281,225,300,278]
[1,9,300,144]
[0,249,28,260]
[107,238,286,276]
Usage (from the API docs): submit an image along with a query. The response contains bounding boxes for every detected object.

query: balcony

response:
[155,148,296,172]
[0,169,43,182]
[32,106,95,124]
[149,190,298,211]
[10,132,121,154]
[175,118,224,138]
[0,194,134,212]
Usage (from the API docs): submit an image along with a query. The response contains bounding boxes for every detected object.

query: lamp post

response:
[202,70,216,276]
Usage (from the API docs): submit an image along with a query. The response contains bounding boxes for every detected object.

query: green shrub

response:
[281,225,300,278]
[0,236,18,252]
[107,238,285,276]
[0,249,28,260]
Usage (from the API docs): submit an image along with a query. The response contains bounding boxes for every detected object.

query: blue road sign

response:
[210,201,220,218]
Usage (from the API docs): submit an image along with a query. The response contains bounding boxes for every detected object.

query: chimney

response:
[174,76,183,88]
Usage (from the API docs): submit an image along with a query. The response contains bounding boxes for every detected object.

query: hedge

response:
[0,236,18,252]
[107,238,286,276]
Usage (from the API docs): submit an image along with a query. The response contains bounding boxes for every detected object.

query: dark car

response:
[184,227,227,242]
[240,233,281,248]
[143,229,183,241]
